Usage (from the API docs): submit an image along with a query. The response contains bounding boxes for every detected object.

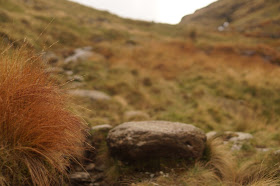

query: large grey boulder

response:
[107,121,206,161]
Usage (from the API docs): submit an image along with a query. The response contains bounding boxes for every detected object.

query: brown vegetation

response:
[0,46,87,185]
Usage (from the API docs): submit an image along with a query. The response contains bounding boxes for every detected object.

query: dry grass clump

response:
[0,47,87,185]
[233,152,280,186]
[204,138,280,186]
[204,138,236,184]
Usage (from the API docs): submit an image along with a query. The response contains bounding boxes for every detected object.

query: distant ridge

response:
[180,0,280,37]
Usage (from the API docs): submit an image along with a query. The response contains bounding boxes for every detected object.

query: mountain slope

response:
[0,0,174,49]
[180,0,280,37]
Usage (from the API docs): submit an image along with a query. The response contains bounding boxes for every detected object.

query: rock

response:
[41,51,59,64]
[68,89,111,101]
[256,148,270,152]
[91,124,112,132]
[207,131,253,151]
[70,172,90,182]
[124,110,149,121]
[223,22,229,27]
[68,75,84,82]
[65,47,93,64]
[65,70,74,76]
[107,121,206,161]
[70,172,104,185]
[224,131,253,142]
[221,131,253,151]
[230,143,242,151]
[218,26,224,32]
[207,131,253,143]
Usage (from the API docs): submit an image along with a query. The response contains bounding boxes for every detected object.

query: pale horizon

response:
[68,0,217,24]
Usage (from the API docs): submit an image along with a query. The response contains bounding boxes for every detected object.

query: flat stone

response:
[107,121,206,161]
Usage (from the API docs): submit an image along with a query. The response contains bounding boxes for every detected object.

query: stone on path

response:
[107,121,206,160]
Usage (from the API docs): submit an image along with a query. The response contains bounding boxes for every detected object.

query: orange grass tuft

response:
[0,47,87,185]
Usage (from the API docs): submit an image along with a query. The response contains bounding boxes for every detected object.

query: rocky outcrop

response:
[107,121,206,161]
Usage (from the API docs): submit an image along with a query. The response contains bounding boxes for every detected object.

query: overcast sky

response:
[68,0,217,24]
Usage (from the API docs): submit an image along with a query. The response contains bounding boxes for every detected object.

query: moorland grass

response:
[0,46,87,185]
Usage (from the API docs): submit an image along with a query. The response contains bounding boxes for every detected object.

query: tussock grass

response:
[204,138,236,183]
[0,47,87,185]
[204,139,280,185]
[235,161,279,186]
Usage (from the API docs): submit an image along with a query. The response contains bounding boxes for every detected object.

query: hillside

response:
[1,0,280,185]
[0,0,174,49]
[180,0,280,38]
